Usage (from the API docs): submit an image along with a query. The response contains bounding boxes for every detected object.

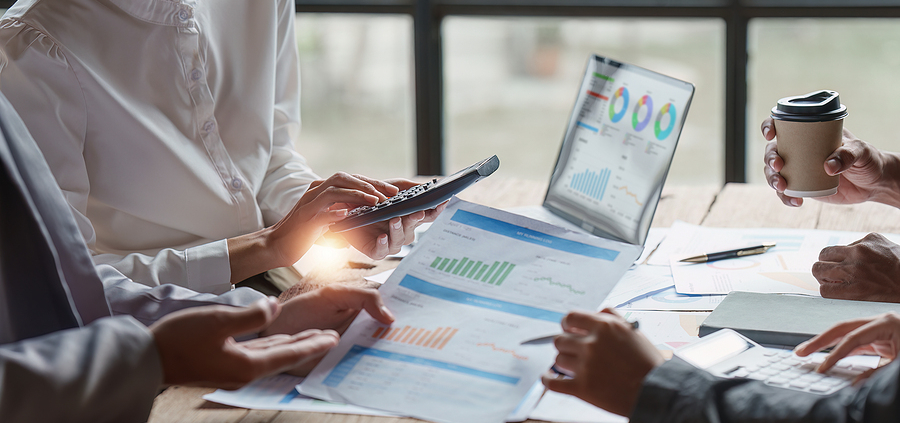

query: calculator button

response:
[777,351,793,358]
[767,356,784,363]
[770,363,791,371]
[762,350,778,357]
[821,377,846,386]
[809,383,833,393]
[758,368,779,376]
[789,380,811,389]
[766,376,790,386]
[746,372,768,380]
[799,373,824,383]
[782,358,800,366]
[743,365,760,373]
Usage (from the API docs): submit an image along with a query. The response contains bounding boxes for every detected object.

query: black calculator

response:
[329,155,500,233]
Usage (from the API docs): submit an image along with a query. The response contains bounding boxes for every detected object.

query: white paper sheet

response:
[299,199,642,423]
[202,374,394,415]
[617,286,726,311]
[600,265,675,309]
[649,222,888,295]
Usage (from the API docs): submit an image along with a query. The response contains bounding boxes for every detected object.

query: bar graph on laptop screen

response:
[545,55,694,246]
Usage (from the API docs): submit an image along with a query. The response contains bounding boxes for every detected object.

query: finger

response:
[778,191,802,207]
[248,331,340,376]
[311,173,389,202]
[824,142,864,176]
[561,311,603,332]
[818,322,890,372]
[382,178,420,191]
[365,233,389,260]
[317,186,381,207]
[353,174,402,198]
[794,318,871,356]
[216,297,281,339]
[541,373,579,397]
[761,117,776,141]
[554,333,584,354]
[323,285,395,324]
[553,353,580,374]
[386,217,405,254]
[763,140,783,173]
[599,307,622,317]
[811,261,852,285]
[818,245,850,262]
[240,334,295,350]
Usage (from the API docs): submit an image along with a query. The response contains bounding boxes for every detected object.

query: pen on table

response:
[678,243,776,264]
[519,320,640,346]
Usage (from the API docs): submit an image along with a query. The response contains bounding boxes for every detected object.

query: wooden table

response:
[148,180,900,423]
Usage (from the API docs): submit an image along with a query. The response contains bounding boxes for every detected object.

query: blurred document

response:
[202,374,393,415]
[299,199,642,423]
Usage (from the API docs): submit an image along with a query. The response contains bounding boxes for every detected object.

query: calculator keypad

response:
[723,350,865,395]
[346,180,437,218]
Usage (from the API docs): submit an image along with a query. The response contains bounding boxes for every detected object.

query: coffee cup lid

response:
[771,90,848,122]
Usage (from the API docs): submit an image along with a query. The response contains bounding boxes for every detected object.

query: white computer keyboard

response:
[676,329,871,395]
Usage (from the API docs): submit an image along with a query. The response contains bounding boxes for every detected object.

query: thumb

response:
[825,142,864,176]
[216,297,281,339]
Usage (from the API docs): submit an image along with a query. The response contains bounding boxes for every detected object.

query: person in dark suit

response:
[544,307,900,422]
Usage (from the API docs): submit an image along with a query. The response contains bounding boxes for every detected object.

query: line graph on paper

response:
[533,277,586,295]
[475,343,529,361]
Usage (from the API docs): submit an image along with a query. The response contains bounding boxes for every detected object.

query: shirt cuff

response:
[185,239,232,294]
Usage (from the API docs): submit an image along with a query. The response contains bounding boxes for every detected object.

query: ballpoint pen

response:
[678,243,777,263]
[519,320,640,346]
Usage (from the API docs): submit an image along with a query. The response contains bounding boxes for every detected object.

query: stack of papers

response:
[204,219,897,423]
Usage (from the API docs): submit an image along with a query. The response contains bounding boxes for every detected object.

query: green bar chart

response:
[429,256,515,286]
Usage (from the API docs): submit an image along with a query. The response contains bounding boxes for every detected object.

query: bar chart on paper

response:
[429,255,516,285]
[371,325,459,350]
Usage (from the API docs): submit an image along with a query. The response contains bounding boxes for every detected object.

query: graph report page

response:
[299,199,641,423]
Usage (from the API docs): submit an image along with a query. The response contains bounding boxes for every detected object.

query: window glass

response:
[444,17,725,185]
[295,14,415,180]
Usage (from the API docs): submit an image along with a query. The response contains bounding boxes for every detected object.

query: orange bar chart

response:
[371,325,459,350]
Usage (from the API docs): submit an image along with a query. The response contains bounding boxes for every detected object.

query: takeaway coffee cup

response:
[771,90,848,197]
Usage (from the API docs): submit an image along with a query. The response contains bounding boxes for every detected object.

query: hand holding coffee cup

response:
[770,90,848,198]
[764,121,896,207]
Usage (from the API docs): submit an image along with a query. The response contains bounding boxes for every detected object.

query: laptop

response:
[516,54,695,249]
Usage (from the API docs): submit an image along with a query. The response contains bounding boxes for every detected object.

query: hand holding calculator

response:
[329,155,500,233]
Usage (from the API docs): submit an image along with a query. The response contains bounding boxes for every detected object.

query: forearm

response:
[226,227,285,284]
[872,151,900,209]
[0,317,161,423]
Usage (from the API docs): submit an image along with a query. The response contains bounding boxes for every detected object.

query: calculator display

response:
[677,330,753,369]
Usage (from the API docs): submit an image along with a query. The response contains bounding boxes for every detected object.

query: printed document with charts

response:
[299,198,642,423]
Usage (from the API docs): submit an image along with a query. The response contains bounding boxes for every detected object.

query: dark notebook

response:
[699,291,900,347]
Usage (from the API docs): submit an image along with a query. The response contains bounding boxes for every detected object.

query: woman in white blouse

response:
[0,0,436,294]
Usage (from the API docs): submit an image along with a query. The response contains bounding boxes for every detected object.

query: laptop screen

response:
[543,55,695,246]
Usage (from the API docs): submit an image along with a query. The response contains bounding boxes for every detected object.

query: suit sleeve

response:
[631,357,900,423]
[0,316,161,423]
[98,264,265,326]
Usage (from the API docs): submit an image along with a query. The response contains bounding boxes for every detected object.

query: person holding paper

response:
[0,0,438,296]
[762,117,900,303]
[543,308,900,422]
[0,84,395,421]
